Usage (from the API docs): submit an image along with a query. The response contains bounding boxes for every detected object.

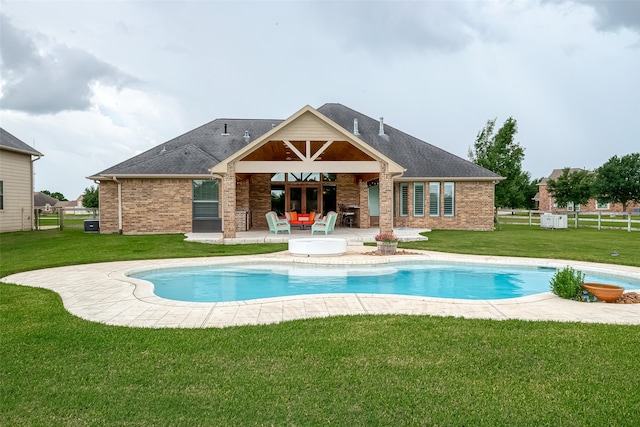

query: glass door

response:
[289,186,319,214]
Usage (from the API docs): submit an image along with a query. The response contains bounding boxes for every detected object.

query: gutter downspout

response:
[30,155,42,230]
[112,176,123,234]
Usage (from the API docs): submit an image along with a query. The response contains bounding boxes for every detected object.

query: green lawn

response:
[1,227,639,425]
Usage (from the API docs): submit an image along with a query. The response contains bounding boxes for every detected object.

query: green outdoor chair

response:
[311,211,337,235]
[266,211,290,234]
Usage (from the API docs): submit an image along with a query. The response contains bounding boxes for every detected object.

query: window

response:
[288,172,319,182]
[596,200,610,210]
[567,202,580,212]
[399,183,408,216]
[429,182,440,216]
[192,180,219,218]
[444,182,455,216]
[271,185,285,215]
[413,182,424,217]
[0,181,3,210]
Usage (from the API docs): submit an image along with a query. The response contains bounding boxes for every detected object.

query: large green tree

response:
[469,117,528,208]
[82,186,99,209]
[547,168,594,208]
[594,153,640,213]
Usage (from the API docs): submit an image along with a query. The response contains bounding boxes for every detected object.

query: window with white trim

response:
[596,200,610,210]
[567,202,580,212]
[399,183,408,216]
[429,182,440,216]
[444,182,455,216]
[413,182,425,217]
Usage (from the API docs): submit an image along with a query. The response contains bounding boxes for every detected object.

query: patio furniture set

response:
[265,211,338,235]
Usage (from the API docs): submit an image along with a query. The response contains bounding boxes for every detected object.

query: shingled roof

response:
[0,127,43,156]
[90,103,500,180]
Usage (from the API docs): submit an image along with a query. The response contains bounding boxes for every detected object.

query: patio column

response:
[222,162,237,238]
[378,161,393,234]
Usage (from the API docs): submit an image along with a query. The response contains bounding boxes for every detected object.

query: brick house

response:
[0,128,44,232]
[536,168,640,213]
[89,104,502,237]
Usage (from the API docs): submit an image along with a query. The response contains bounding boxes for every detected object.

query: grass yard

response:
[1,227,639,425]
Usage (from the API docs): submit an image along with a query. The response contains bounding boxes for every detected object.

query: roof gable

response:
[210,105,405,175]
[0,127,43,156]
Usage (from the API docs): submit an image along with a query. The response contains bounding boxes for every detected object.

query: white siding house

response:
[0,128,44,232]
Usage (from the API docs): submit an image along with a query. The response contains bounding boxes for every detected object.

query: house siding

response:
[99,178,192,234]
[0,149,34,232]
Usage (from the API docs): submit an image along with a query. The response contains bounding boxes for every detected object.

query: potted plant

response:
[375,232,399,255]
[583,283,624,303]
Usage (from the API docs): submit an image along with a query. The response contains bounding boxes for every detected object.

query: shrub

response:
[549,266,586,300]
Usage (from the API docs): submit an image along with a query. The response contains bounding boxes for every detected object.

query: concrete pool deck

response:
[3,246,639,328]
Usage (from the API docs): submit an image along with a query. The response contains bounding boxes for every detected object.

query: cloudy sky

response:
[1,0,638,199]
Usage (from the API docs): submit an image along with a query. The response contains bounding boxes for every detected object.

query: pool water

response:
[130,262,639,303]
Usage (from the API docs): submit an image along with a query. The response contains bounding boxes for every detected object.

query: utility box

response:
[540,214,567,229]
[84,220,100,233]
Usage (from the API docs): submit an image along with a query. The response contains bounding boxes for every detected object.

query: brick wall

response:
[249,174,272,229]
[98,178,191,234]
[392,180,495,231]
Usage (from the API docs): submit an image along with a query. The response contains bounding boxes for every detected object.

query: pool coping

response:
[3,247,640,327]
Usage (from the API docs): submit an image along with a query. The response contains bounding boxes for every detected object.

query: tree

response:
[41,190,67,201]
[594,153,640,213]
[547,168,594,208]
[523,177,542,210]
[82,186,99,209]
[469,117,529,208]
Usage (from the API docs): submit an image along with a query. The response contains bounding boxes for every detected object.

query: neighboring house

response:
[536,168,640,213]
[0,128,44,232]
[56,196,95,215]
[34,192,60,214]
[89,104,502,237]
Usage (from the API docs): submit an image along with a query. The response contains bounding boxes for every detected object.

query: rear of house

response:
[89,104,502,237]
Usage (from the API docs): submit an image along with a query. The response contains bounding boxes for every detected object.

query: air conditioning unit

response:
[84,220,100,233]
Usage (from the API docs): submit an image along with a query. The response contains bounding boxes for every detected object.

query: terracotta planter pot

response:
[377,241,398,255]
[583,283,624,303]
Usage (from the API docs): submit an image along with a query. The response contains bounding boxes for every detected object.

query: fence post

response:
[597,211,601,230]
[629,213,632,232]
[575,212,578,229]
[529,210,532,226]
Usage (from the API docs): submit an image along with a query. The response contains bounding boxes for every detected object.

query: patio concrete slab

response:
[2,247,639,328]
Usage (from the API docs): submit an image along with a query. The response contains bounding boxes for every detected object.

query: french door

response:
[289,186,318,214]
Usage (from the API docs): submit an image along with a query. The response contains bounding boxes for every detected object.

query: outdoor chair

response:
[265,211,290,234]
[311,211,337,235]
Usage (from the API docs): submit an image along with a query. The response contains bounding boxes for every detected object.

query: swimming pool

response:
[130,262,639,303]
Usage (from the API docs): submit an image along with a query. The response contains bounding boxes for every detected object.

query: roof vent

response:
[378,117,385,136]
[353,118,359,136]
[160,146,166,154]
[222,123,229,135]
[243,130,250,143]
